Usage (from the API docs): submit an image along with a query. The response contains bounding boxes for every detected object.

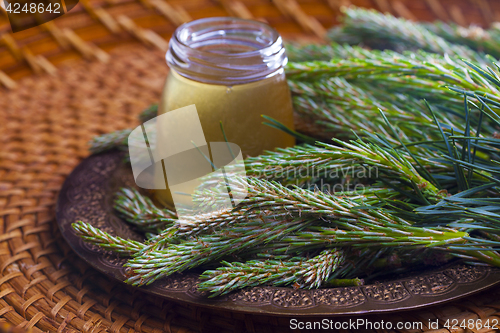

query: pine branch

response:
[328,7,492,66]
[289,77,466,144]
[124,216,318,286]
[142,177,398,254]
[286,56,500,131]
[198,249,346,296]
[424,22,500,59]
[325,26,366,49]
[88,129,131,155]
[245,140,446,203]
[285,56,491,94]
[114,188,176,233]
[286,46,500,132]
[286,42,376,62]
[286,223,467,249]
[123,176,462,286]
[138,104,158,123]
[72,221,145,255]
[124,201,470,286]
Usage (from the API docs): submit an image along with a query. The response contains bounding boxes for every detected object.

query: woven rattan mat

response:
[1,42,500,333]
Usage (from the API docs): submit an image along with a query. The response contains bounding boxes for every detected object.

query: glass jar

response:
[155,17,296,207]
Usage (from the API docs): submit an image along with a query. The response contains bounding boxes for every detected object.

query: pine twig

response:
[72,221,145,255]
[114,188,176,233]
[244,139,446,203]
[124,216,319,286]
[122,176,463,286]
[198,249,346,296]
[138,104,158,123]
[289,77,465,144]
[328,7,491,66]
[286,42,374,62]
[88,129,131,155]
[286,56,486,94]
[424,22,500,59]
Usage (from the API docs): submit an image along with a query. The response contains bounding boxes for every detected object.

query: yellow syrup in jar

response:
[162,69,295,156]
[153,69,296,207]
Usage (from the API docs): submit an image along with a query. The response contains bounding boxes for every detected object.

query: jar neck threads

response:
[166,17,287,85]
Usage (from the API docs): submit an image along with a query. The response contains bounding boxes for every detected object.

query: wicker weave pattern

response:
[1,0,500,332]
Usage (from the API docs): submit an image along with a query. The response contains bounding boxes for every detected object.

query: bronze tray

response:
[56,150,500,316]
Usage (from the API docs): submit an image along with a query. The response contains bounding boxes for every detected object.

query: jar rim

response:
[166,16,287,85]
[173,17,281,57]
